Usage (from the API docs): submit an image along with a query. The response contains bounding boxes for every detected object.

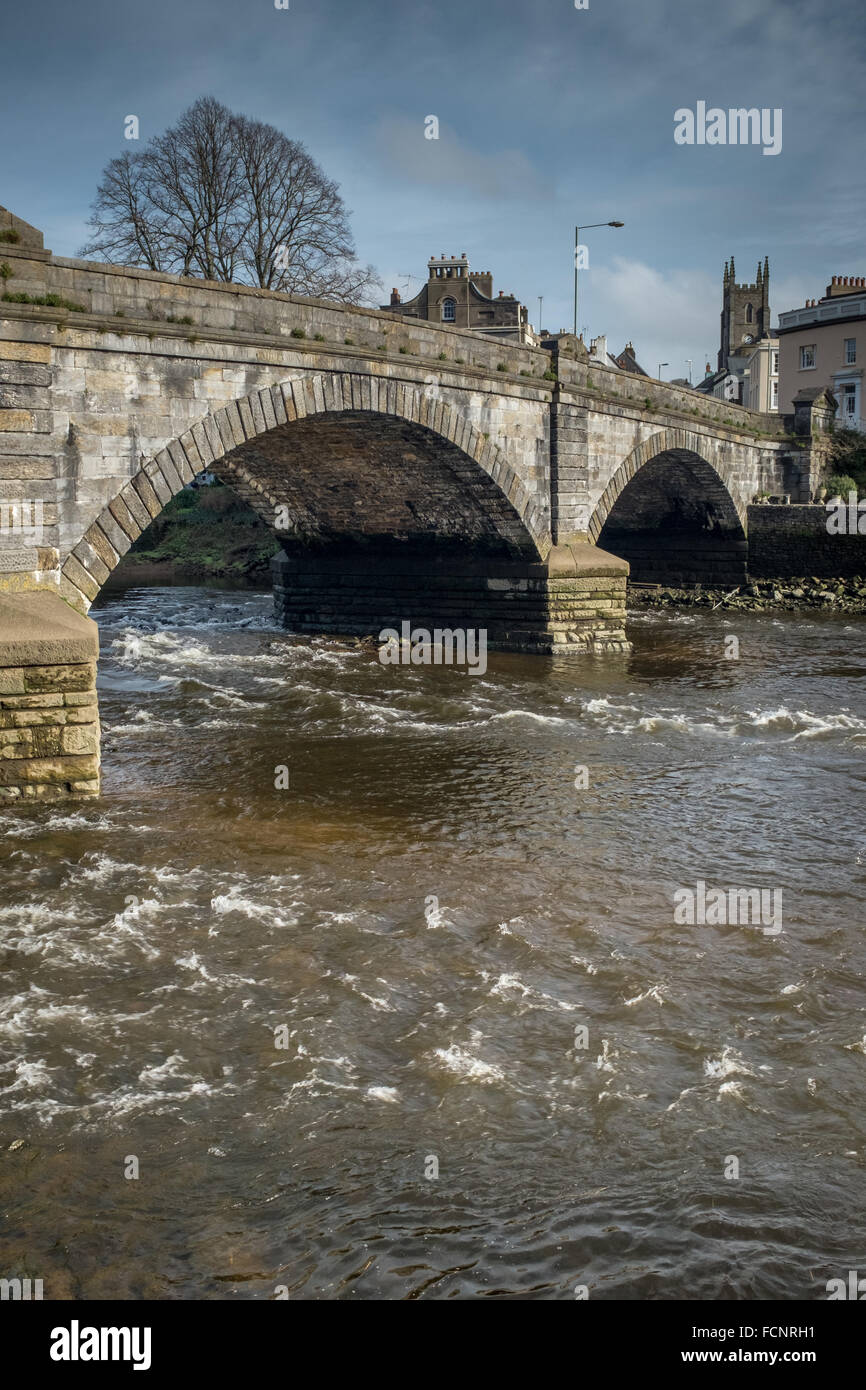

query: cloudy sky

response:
[4,0,864,379]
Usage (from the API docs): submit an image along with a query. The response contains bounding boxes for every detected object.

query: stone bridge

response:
[0,208,825,801]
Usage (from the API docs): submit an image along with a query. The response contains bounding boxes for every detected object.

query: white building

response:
[743,337,780,412]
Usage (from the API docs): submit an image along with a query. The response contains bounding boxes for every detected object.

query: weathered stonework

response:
[273,538,629,655]
[747,504,866,578]
[0,591,99,802]
[0,232,805,609]
[0,220,836,801]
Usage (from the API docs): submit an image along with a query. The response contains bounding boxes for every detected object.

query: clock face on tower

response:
[742,333,754,344]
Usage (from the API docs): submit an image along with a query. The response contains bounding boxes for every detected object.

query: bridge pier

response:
[273,537,630,655]
[0,591,100,803]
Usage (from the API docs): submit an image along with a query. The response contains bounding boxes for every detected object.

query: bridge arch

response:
[61,369,549,608]
[588,429,749,587]
[588,428,748,542]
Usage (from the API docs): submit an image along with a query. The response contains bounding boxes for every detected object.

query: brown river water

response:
[1,583,865,1299]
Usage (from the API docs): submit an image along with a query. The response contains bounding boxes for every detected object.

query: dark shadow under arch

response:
[61,371,548,614]
[596,447,748,586]
[62,371,556,648]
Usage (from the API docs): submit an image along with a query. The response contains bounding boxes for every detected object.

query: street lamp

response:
[658,362,669,380]
[574,220,624,338]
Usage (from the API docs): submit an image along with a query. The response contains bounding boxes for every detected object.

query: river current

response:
[1,584,864,1299]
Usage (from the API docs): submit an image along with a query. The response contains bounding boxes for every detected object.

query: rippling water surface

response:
[2,584,865,1299]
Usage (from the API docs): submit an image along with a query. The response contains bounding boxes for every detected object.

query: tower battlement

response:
[719,255,771,370]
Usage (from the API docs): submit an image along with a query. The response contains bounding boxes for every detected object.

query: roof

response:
[613,342,649,376]
[695,368,732,394]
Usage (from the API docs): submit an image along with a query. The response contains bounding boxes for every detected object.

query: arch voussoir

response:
[258,386,278,431]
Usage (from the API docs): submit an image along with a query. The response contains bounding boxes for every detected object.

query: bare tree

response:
[78,151,170,270]
[80,98,381,305]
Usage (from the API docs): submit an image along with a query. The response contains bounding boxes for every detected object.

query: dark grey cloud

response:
[2,0,863,373]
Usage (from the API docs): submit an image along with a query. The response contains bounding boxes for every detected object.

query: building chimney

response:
[826,275,866,299]
[390,288,401,306]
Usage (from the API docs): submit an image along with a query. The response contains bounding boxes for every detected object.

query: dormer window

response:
[441,297,456,322]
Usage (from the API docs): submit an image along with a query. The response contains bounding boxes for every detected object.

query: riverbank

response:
[114,484,278,585]
[631,575,866,613]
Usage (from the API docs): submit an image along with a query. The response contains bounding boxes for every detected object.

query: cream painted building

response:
[778,277,866,429]
[743,336,780,412]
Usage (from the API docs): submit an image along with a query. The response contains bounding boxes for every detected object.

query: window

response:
[441,297,456,322]
[746,303,753,323]
[845,337,856,364]
[771,351,779,375]
[800,344,816,369]
[844,384,857,418]
[771,379,778,408]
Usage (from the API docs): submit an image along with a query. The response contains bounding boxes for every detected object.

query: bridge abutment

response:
[0,591,100,803]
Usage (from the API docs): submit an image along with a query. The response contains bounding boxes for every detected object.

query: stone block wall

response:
[1,232,815,610]
[0,591,100,802]
[747,504,866,578]
[273,539,630,655]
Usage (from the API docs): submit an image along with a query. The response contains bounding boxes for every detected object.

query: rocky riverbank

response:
[630,576,866,613]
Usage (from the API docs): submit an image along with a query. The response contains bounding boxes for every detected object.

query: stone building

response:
[695,256,773,404]
[777,277,866,429]
[613,342,649,376]
[718,255,771,371]
[383,254,531,342]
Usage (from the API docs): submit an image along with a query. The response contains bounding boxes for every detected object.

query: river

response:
[1,583,864,1299]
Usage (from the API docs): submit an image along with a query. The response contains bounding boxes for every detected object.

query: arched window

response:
[746,303,753,323]
[441,297,456,322]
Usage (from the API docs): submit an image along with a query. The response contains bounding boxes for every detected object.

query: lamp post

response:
[574,220,624,338]
[658,362,669,380]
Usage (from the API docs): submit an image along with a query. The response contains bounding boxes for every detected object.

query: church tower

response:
[718,256,770,370]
